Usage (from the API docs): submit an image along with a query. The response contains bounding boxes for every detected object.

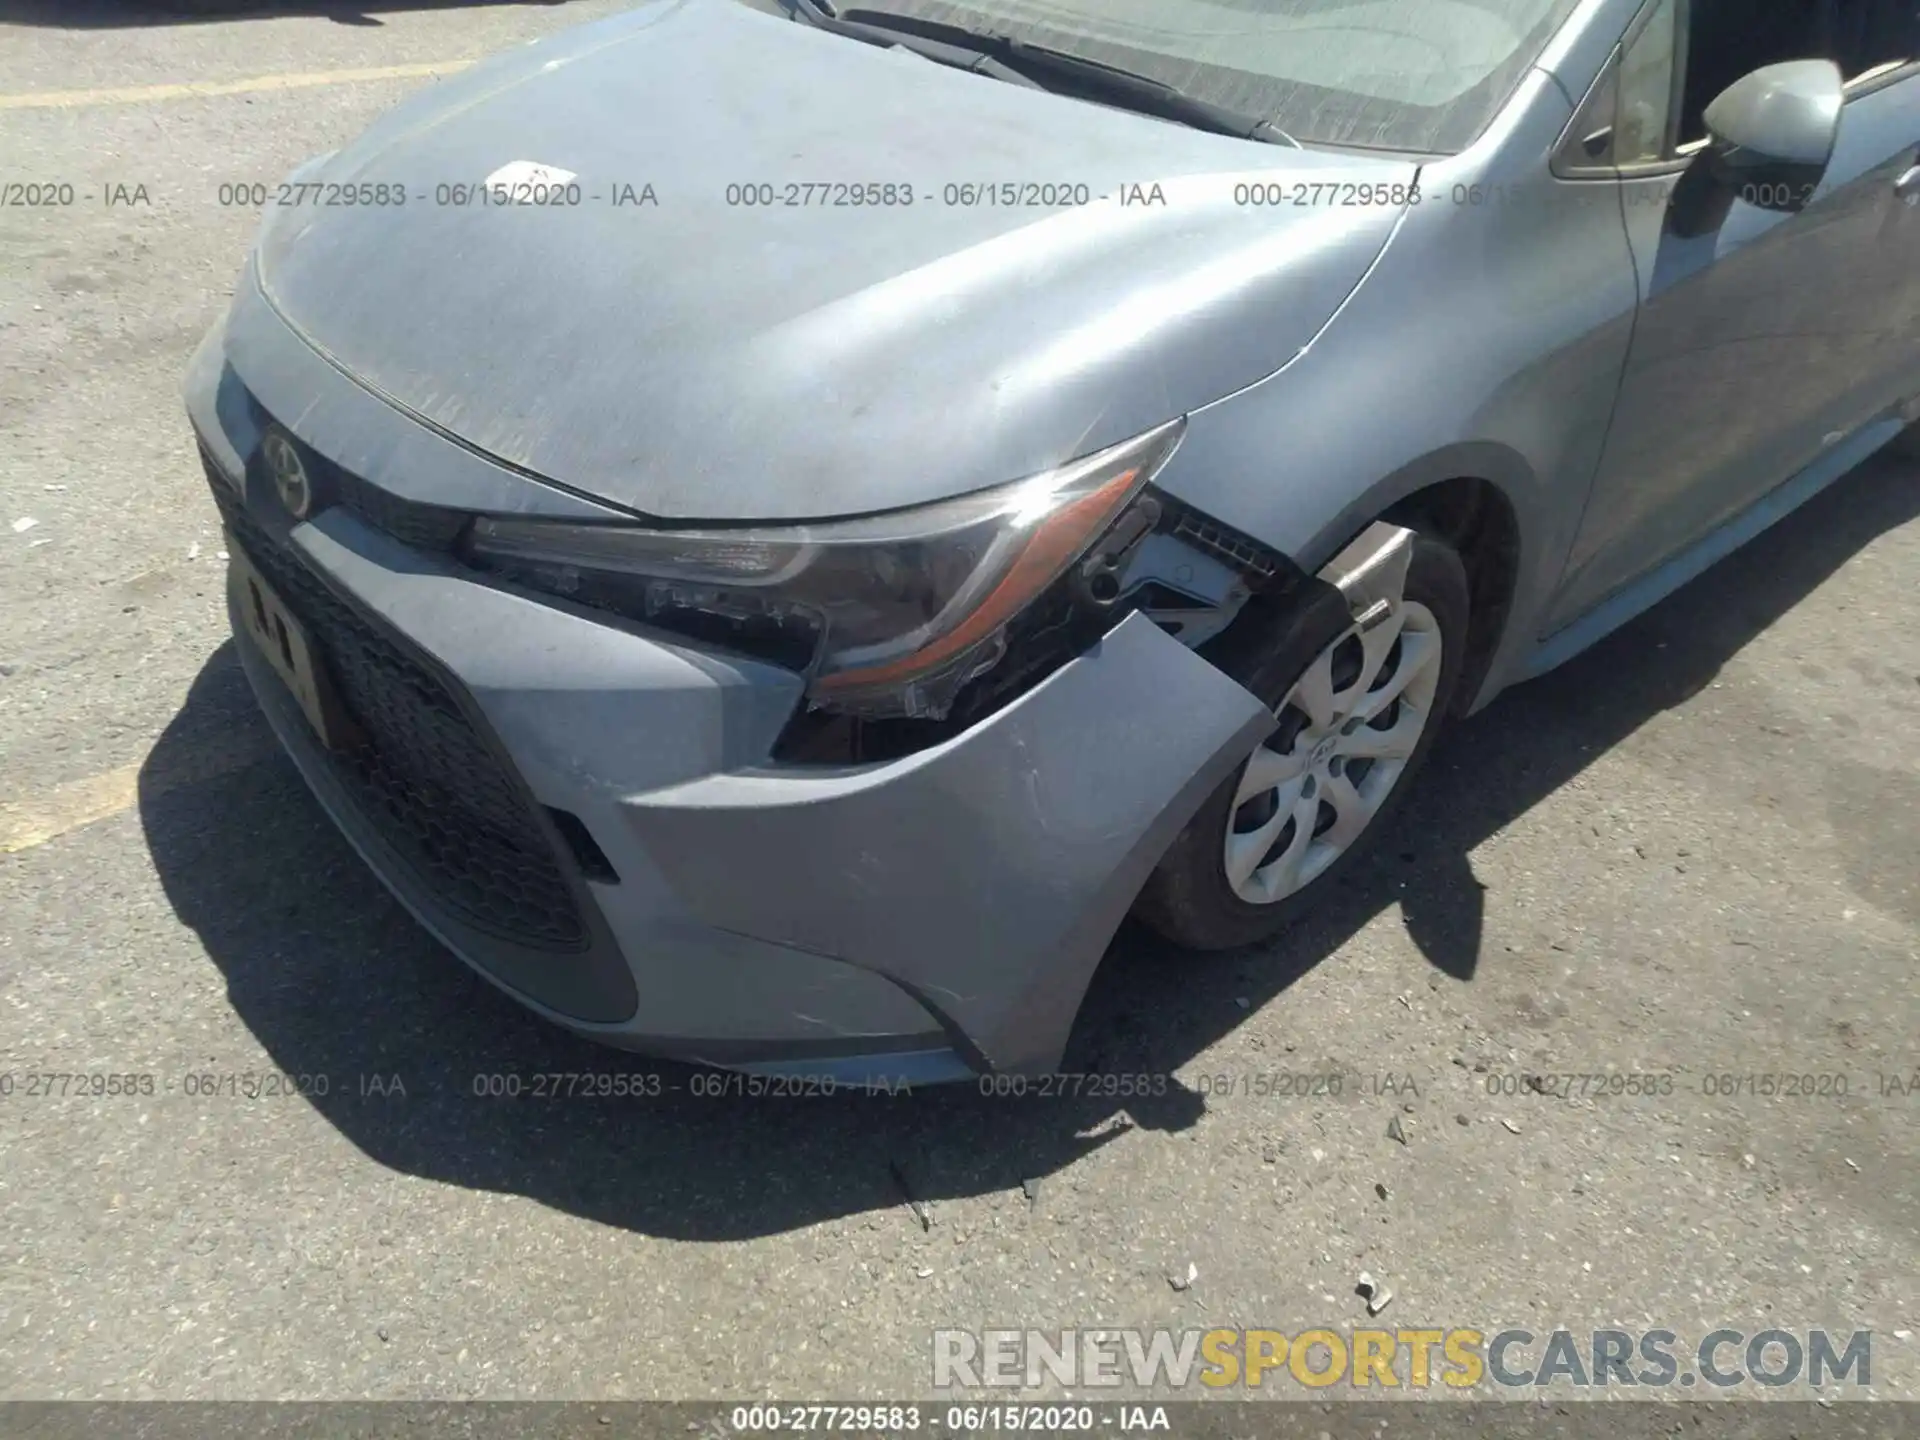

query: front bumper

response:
[186,294,1273,1080]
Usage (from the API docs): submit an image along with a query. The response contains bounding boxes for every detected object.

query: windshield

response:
[839,0,1583,153]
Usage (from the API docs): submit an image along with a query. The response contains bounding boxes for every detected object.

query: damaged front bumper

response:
[230,505,1272,1079]
[188,311,1277,1081]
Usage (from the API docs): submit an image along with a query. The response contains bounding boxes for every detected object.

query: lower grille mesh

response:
[206,459,587,951]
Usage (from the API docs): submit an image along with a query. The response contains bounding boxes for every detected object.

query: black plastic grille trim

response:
[335,473,468,552]
[243,392,468,551]
[204,457,588,951]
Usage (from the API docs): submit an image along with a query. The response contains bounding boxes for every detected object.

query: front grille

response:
[244,391,467,551]
[204,458,587,951]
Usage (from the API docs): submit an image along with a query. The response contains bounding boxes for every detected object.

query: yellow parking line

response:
[0,60,476,111]
[1,732,279,855]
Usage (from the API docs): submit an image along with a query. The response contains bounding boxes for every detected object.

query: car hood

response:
[254,0,1415,521]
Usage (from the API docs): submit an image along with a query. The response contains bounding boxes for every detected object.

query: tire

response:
[1134,532,1471,952]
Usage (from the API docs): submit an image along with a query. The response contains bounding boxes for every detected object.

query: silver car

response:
[184,0,1920,1083]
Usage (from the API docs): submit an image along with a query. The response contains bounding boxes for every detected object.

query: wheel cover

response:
[1222,600,1444,906]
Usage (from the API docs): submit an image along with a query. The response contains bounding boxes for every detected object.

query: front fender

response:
[1148,66,1642,712]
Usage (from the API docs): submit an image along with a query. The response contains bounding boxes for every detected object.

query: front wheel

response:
[1134,533,1470,952]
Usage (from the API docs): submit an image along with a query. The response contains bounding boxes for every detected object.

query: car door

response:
[1547,0,1920,630]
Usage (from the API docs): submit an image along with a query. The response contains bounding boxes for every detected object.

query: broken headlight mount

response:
[461,418,1303,761]
[778,477,1306,763]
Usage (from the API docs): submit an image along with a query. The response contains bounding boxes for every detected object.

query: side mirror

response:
[1702,58,1845,212]
[1668,59,1843,238]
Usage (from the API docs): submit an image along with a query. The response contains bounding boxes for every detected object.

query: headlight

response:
[465,419,1185,720]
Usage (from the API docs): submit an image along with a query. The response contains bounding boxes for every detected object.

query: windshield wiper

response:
[787,0,1044,90]
[815,3,1301,147]
[996,36,1301,146]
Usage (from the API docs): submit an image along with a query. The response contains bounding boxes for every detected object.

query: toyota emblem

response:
[261,429,313,520]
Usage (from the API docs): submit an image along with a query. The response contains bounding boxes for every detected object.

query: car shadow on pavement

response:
[0,0,568,28]
[138,451,1919,1240]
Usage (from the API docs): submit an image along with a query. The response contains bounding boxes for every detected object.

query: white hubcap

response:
[1222,600,1444,905]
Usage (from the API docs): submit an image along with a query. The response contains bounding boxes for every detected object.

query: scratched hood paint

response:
[254,0,1414,521]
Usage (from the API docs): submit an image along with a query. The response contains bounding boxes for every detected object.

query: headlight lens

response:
[465,419,1185,719]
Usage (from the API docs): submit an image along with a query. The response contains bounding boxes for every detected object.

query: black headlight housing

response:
[463,421,1187,722]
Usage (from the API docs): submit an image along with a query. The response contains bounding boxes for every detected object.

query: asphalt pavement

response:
[0,0,1916,1413]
